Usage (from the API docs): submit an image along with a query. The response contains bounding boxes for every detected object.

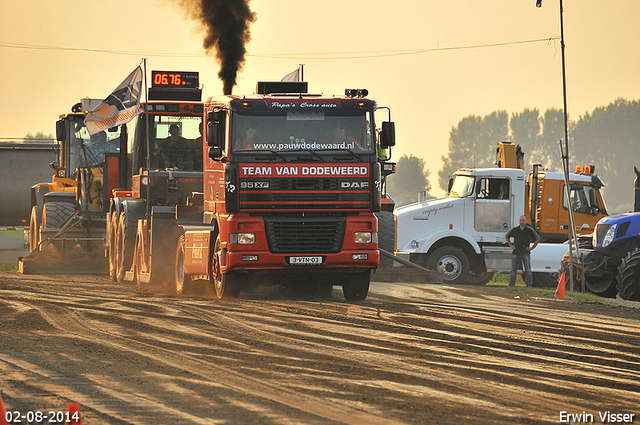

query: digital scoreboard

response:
[148,71,201,101]
[151,71,199,89]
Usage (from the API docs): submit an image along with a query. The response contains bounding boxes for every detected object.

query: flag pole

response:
[143,58,151,238]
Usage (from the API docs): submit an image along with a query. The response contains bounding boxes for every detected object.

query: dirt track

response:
[1,271,639,425]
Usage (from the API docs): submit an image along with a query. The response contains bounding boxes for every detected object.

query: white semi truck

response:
[395,166,592,285]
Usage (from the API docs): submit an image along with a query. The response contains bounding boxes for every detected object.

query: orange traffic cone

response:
[0,393,8,425]
[66,403,83,425]
[555,272,566,298]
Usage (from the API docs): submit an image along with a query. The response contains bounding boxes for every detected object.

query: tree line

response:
[387,98,640,213]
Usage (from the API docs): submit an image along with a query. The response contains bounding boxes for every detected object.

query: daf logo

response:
[341,181,369,189]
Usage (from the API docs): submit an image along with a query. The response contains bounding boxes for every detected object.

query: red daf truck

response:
[175,81,396,300]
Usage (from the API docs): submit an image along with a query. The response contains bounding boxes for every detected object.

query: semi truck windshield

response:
[231,112,373,153]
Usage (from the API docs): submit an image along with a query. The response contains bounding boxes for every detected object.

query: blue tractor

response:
[568,168,640,300]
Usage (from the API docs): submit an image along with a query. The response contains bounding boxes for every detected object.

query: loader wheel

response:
[342,270,370,301]
[42,202,75,229]
[116,212,134,283]
[29,206,40,252]
[376,211,396,268]
[616,249,640,301]
[210,235,240,299]
[427,246,470,284]
[174,234,192,295]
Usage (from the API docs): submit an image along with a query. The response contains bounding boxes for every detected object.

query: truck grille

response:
[264,216,346,253]
[239,178,370,210]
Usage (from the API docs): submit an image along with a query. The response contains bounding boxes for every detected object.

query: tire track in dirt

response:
[1,272,639,424]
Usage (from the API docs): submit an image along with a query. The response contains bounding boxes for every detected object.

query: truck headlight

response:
[230,233,255,244]
[602,224,617,247]
[355,232,377,243]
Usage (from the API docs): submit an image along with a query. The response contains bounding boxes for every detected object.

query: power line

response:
[0,37,560,60]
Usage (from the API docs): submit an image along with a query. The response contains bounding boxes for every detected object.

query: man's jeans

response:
[510,253,533,287]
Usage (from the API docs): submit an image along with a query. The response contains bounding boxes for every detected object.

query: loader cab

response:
[56,112,122,178]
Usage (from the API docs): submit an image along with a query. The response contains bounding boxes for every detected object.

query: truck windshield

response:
[231,112,373,154]
[563,184,604,215]
[449,175,475,198]
[132,114,203,171]
[67,115,121,171]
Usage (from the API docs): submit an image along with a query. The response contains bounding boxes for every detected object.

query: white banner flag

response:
[281,68,300,82]
[85,66,144,135]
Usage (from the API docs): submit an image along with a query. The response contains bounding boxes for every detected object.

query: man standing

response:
[506,215,540,288]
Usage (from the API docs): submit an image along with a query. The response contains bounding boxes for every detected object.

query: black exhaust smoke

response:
[177,0,256,95]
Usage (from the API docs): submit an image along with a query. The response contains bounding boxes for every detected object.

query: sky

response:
[1,0,639,196]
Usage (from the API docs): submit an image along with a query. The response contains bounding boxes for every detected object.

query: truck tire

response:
[466,271,494,285]
[342,270,370,301]
[616,248,640,301]
[29,206,40,252]
[427,246,470,284]
[210,235,240,299]
[376,211,396,268]
[107,210,118,282]
[174,234,192,295]
[116,212,134,283]
[42,201,75,229]
[532,272,559,288]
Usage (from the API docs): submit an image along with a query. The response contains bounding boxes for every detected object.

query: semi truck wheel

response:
[427,246,470,284]
[532,272,559,288]
[466,271,494,285]
[116,212,134,283]
[342,270,370,301]
[107,211,118,282]
[375,211,396,268]
[210,235,240,299]
[616,249,640,301]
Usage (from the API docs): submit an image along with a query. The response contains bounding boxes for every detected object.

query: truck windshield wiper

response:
[248,149,289,162]
[339,148,363,162]
[285,149,325,162]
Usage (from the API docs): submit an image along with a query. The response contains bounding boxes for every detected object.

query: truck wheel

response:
[466,271,494,285]
[174,234,192,295]
[29,206,40,252]
[107,211,118,282]
[116,212,134,283]
[532,272,559,288]
[427,246,470,284]
[342,270,370,301]
[376,211,396,268]
[616,249,640,301]
[42,201,75,229]
[210,235,240,299]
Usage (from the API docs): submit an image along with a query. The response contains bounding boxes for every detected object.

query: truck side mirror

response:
[55,119,65,142]
[380,122,395,147]
[207,110,226,148]
[209,147,223,160]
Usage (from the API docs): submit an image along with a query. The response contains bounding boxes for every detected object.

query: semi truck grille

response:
[239,178,370,210]
[264,216,346,253]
